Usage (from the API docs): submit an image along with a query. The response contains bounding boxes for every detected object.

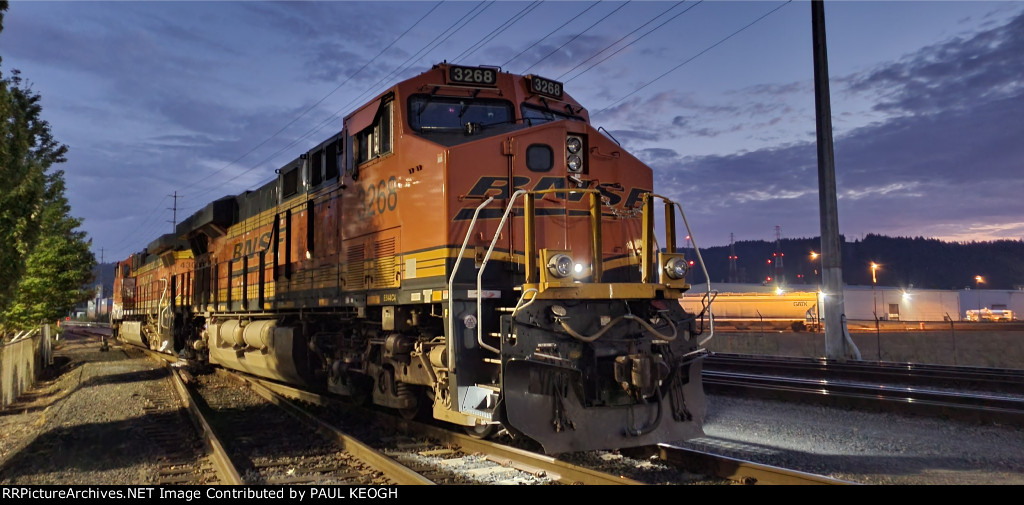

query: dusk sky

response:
[3,1,1022,261]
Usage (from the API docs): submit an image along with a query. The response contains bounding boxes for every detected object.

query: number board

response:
[527,75,563,99]
[447,65,497,87]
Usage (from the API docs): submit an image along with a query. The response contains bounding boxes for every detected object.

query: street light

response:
[975,275,985,321]
[871,262,880,359]
[810,251,821,331]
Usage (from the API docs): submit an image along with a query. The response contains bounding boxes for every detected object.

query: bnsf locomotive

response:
[112,63,707,453]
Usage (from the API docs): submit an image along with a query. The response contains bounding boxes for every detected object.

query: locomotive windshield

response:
[408,95,513,131]
[521,103,585,125]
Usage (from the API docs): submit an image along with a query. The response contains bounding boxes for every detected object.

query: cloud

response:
[848,10,1024,115]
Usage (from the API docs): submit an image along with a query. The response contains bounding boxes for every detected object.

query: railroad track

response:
[132,344,851,485]
[706,352,1024,393]
[141,367,221,485]
[624,445,854,485]
[130,346,242,484]
[237,373,850,485]
[182,367,409,485]
[234,374,649,485]
[703,356,1024,425]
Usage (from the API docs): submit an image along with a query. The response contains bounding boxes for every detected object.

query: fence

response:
[0,325,53,409]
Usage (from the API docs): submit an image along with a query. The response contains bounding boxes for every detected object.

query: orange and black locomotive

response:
[113,63,706,453]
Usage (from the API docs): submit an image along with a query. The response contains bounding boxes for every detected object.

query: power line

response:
[108,4,449,255]
[453,1,543,65]
[520,1,632,75]
[173,1,445,201]
[174,2,488,208]
[500,1,601,69]
[561,1,704,83]
[594,0,793,116]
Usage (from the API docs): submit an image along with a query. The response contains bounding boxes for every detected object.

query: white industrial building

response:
[680,283,1022,322]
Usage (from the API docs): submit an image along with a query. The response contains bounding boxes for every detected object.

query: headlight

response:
[547,253,574,278]
[664,257,688,280]
[566,136,582,154]
[567,155,582,172]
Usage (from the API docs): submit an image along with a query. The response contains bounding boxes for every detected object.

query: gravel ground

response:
[0,335,170,484]
[673,394,1024,485]
[3,333,1022,485]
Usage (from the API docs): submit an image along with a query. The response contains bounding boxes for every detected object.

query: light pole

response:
[871,262,880,360]
[975,275,984,321]
[810,251,821,330]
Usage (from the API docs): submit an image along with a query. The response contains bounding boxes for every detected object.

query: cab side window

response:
[356,101,393,165]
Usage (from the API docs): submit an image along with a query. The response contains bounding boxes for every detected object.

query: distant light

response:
[818,291,826,299]
[902,291,911,302]
[775,287,784,295]
[574,263,583,274]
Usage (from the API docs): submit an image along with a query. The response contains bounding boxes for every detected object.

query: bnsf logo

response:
[232,231,279,261]
[465,176,649,208]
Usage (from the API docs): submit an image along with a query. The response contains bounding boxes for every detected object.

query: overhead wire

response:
[520,1,632,75]
[500,1,600,69]
[111,1,792,259]
[211,1,496,198]
[561,1,705,83]
[453,1,543,65]
[109,2,448,253]
[594,0,793,116]
[555,1,687,81]
[168,1,466,209]
[174,1,446,201]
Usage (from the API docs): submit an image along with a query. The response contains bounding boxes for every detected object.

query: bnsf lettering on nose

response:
[232,231,274,260]
[466,176,648,208]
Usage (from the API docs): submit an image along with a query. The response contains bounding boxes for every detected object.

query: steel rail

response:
[632,444,854,485]
[240,375,644,485]
[705,352,1024,393]
[220,370,435,485]
[704,370,1024,425]
[164,363,244,485]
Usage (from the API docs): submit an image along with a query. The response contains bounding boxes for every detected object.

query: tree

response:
[3,171,95,329]
[0,2,70,317]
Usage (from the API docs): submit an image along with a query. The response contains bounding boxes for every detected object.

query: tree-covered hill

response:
[680,234,1024,290]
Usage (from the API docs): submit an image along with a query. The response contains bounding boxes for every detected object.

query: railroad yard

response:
[1,325,1021,486]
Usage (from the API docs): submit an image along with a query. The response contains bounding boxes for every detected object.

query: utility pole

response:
[728,233,738,283]
[774,225,784,284]
[812,0,856,360]
[168,191,179,233]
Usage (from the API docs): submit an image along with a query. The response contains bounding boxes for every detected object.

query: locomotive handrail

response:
[476,188,603,354]
[647,193,717,347]
[158,278,170,331]
[476,190,529,354]
[448,195,496,366]
[522,188,603,284]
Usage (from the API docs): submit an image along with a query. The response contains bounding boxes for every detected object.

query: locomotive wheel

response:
[349,374,373,407]
[398,405,420,421]
[396,383,423,420]
[464,424,497,439]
